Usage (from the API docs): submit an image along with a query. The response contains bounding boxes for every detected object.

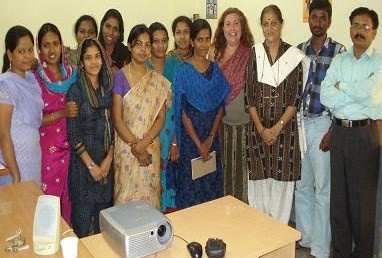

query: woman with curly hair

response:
[209,7,254,203]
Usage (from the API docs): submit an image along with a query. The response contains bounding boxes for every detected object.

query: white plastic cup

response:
[60,236,78,258]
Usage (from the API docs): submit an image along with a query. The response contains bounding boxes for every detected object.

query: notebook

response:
[191,151,217,180]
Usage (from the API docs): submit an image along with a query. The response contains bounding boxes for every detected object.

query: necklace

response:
[177,48,191,60]
[191,56,208,73]
[272,58,280,87]
[128,63,149,87]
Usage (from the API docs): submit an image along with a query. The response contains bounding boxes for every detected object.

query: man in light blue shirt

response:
[321,7,382,258]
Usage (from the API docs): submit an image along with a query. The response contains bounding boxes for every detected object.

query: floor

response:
[290,218,333,258]
[296,246,314,258]
[290,207,332,258]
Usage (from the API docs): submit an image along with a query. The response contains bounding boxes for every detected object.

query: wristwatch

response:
[87,161,95,170]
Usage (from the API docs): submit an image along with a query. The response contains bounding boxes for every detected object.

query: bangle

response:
[171,142,177,146]
[77,148,86,156]
[87,161,95,170]
[74,142,84,151]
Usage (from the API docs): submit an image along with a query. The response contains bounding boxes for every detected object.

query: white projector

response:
[99,200,173,258]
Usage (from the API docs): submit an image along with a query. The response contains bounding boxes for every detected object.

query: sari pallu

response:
[114,71,171,209]
[147,56,180,213]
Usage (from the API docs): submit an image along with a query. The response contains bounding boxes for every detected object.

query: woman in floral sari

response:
[112,24,171,209]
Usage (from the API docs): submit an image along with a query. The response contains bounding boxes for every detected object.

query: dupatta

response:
[219,44,250,104]
[174,62,231,149]
[35,38,77,93]
[122,71,171,138]
[77,38,114,152]
[254,42,310,158]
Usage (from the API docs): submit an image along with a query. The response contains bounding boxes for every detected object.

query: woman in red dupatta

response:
[209,8,254,203]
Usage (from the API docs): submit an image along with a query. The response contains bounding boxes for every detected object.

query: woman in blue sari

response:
[147,22,180,213]
[174,19,230,209]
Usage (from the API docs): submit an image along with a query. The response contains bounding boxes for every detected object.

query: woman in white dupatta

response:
[245,4,309,224]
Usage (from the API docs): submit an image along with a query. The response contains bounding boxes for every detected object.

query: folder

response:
[191,151,217,180]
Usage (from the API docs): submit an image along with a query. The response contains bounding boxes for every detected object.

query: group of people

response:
[0,1,381,258]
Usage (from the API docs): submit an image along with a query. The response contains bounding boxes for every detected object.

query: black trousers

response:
[330,123,379,258]
[374,148,382,258]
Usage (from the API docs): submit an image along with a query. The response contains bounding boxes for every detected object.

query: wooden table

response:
[0,181,93,258]
[81,196,301,258]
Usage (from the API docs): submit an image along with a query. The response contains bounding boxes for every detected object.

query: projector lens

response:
[157,225,166,237]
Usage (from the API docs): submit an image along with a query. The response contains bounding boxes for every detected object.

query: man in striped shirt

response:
[295,1,345,258]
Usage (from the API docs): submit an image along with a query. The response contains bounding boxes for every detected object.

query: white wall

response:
[0,0,381,69]
[208,0,381,49]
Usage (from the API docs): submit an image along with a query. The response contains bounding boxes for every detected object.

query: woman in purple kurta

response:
[0,26,43,186]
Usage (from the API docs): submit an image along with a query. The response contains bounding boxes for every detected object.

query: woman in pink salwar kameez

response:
[34,23,78,224]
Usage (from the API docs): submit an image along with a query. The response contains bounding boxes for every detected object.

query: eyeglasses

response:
[350,23,372,31]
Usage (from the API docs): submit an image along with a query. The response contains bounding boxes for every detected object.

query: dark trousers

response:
[330,123,379,258]
[71,200,112,238]
[374,148,382,258]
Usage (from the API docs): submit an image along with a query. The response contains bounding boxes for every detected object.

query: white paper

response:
[191,151,217,180]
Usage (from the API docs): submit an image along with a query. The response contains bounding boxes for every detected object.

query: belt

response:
[335,118,375,128]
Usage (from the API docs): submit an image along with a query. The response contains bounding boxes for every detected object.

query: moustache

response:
[355,34,365,40]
